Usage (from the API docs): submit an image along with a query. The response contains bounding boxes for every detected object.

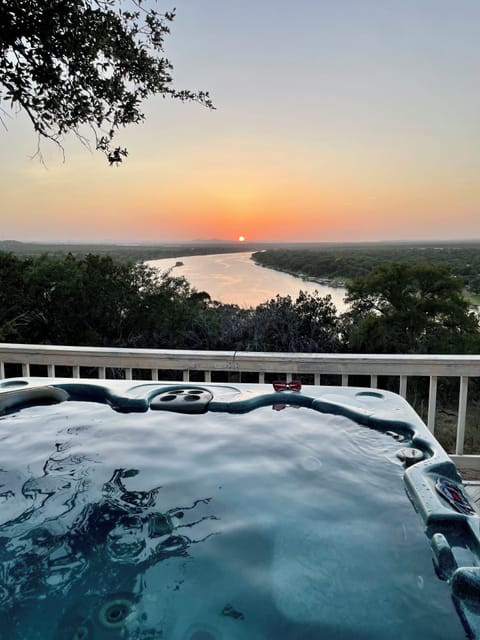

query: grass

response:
[464,291,480,306]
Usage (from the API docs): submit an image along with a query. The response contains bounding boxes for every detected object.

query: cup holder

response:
[150,388,213,414]
[0,380,29,388]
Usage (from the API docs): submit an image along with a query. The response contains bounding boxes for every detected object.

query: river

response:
[146,252,348,311]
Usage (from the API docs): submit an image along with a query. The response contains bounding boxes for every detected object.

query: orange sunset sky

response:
[1,0,479,244]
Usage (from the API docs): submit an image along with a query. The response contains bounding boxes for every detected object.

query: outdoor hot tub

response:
[0,378,478,639]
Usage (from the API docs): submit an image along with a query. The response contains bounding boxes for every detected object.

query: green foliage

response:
[247,292,343,352]
[343,263,480,354]
[0,1,213,162]
[0,252,32,341]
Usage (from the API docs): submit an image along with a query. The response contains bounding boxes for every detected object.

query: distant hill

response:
[0,240,261,261]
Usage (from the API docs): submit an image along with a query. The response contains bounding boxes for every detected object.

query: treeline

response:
[252,243,480,296]
[1,252,479,356]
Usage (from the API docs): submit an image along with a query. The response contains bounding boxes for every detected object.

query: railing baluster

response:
[0,362,4,379]
[399,375,408,398]
[427,376,437,433]
[342,374,348,386]
[370,374,378,388]
[286,372,292,382]
[22,363,29,377]
[314,372,320,386]
[152,369,158,381]
[47,364,54,377]
[204,370,211,383]
[98,366,106,379]
[72,365,80,378]
[125,368,132,380]
[183,370,189,382]
[258,372,265,384]
[456,376,469,455]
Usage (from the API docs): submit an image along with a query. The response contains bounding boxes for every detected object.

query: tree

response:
[0,1,213,163]
[0,252,32,341]
[343,263,480,354]
[248,291,343,352]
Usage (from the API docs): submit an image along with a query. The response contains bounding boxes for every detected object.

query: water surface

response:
[0,399,467,639]
[146,252,348,310]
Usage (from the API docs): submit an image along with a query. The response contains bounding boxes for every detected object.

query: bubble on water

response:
[300,456,322,472]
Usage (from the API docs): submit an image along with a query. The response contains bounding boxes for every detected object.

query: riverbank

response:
[251,244,480,300]
[251,254,347,289]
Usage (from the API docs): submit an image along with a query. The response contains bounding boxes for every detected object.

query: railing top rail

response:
[2,343,480,362]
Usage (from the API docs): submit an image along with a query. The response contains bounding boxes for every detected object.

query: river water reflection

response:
[146,252,348,311]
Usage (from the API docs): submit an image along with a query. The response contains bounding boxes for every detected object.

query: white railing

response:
[1,343,479,471]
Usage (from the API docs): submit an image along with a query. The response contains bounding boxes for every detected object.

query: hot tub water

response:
[0,396,467,639]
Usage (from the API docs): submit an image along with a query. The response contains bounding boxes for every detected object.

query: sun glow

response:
[238,235,245,242]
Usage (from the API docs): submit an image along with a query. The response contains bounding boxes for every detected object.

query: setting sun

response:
[238,235,245,242]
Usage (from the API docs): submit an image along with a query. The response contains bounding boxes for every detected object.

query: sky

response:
[1,0,479,244]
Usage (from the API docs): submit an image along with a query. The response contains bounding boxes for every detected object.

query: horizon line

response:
[2,238,480,247]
